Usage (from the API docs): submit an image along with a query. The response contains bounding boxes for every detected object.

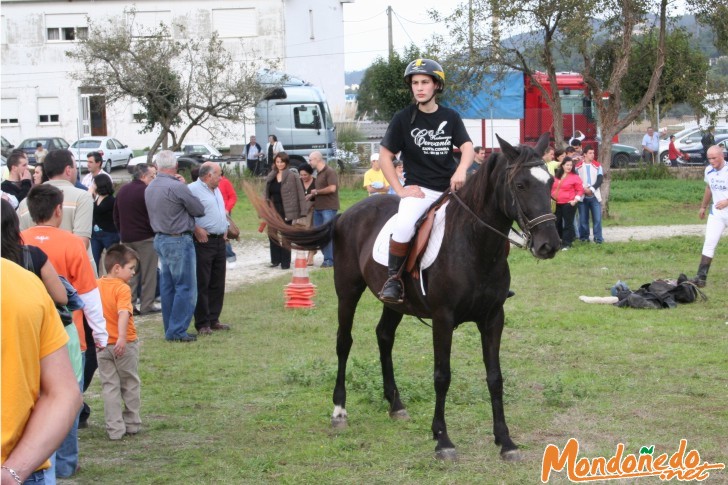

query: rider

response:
[378,58,474,303]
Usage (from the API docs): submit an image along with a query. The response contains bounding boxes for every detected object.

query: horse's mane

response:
[455,143,538,218]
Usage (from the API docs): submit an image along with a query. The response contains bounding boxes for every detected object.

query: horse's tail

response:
[243,181,335,251]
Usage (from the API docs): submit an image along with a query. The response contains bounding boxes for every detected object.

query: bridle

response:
[450,159,556,250]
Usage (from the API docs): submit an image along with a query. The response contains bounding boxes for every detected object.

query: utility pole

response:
[387,6,394,60]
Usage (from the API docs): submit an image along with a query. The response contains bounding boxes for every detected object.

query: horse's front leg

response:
[375,306,408,419]
[431,315,457,460]
[478,306,521,461]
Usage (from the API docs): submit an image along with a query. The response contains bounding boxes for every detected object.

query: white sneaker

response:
[227,262,237,269]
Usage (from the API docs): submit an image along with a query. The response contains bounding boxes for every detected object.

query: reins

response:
[450,191,526,248]
[450,159,556,250]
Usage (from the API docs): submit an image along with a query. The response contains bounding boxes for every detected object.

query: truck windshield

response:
[560,89,596,122]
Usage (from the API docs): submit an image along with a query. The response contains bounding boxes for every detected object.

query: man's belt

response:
[157,231,192,237]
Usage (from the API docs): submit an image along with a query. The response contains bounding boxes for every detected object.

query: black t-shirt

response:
[381,105,471,191]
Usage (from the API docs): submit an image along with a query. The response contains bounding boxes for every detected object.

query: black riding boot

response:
[693,255,712,288]
[379,239,408,303]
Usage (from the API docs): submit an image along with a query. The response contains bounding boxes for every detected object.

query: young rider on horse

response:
[378,58,475,303]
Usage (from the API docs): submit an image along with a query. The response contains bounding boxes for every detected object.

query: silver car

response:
[71,136,134,172]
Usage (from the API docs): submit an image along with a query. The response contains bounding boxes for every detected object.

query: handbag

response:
[551,177,564,213]
[226,214,240,240]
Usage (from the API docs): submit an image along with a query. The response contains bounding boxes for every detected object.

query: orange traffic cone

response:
[284,250,317,309]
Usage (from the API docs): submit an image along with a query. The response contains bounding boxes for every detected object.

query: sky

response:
[343,0,456,72]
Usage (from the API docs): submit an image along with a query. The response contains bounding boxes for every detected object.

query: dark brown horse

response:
[246,134,560,460]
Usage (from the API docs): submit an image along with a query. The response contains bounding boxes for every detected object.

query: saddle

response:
[404,191,452,279]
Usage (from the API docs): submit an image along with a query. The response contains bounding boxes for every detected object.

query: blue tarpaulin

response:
[442,72,524,119]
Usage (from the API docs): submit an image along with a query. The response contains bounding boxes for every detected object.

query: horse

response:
[245,133,560,461]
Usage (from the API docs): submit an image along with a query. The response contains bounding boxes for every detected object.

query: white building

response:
[1,0,352,149]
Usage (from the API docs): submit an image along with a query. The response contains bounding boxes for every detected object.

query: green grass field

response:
[71,200,727,484]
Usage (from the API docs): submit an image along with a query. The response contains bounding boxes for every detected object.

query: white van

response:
[658,125,728,164]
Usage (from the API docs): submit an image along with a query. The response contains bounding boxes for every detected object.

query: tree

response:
[356,45,425,121]
[599,28,709,125]
[66,10,270,159]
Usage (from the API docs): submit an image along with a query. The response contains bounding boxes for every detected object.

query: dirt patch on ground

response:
[225,225,715,292]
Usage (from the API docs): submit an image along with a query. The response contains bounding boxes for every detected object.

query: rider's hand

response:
[450,168,467,192]
[398,185,425,199]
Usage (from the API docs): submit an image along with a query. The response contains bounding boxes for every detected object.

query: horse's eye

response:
[515,183,525,190]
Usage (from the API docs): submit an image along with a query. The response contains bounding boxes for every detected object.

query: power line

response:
[391,10,440,26]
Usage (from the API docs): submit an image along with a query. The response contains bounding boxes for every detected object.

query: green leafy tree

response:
[356,45,425,121]
[600,29,709,125]
[66,9,270,159]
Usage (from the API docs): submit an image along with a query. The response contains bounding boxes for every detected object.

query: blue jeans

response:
[225,241,236,262]
[313,209,337,265]
[154,234,197,340]
[23,470,46,484]
[578,197,603,243]
[91,230,121,272]
[54,361,84,479]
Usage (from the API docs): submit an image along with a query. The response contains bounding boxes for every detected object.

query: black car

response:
[677,134,728,166]
[17,137,70,164]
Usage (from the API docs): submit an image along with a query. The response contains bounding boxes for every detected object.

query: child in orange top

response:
[96,244,142,440]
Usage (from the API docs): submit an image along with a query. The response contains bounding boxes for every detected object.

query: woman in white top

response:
[266,135,285,168]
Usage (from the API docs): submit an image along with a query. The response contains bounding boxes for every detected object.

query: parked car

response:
[1,136,14,158]
[675,134,728,166]
[610,143,641,167]
[658,125,728,165]
[71,136,134,172]
[126,142,224,173]
[16,137,70,165]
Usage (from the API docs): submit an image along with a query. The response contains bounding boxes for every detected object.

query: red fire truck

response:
[451,71,602,150]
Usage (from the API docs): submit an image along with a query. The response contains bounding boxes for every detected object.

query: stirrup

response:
[379,276,404,303]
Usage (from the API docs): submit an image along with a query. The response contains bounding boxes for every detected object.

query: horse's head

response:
[497,133,560,259]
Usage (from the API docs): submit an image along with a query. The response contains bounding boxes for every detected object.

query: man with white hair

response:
[363,152,389,195]
[307,151,339,267]
[144,151,205,342]
[692,145,728,287]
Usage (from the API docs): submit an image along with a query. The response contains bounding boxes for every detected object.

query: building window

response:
[1,98,19,124]
[47,26,88,41]
[46,13,87,42]
[38,97,60,124]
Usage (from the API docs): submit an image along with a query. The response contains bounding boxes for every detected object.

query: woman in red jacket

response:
[551,157,585,250]
[218,169,238,265]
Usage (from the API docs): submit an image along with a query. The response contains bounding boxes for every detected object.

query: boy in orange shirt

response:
[96,244,142,440]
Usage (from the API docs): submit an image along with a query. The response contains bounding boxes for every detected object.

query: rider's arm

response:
[451,141,475,191]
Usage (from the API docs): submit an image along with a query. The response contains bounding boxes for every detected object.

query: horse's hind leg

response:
[375,306,408,419]
[477,307,521,461]
[331,280,366,429]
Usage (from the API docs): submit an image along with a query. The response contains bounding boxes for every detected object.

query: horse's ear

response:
[535,133,550,156]
[496,135,519,161]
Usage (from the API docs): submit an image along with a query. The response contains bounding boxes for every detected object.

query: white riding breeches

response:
[391,187,444,243]
[701,210,728,258]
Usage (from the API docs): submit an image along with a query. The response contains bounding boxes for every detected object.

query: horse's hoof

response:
[501,449,523,462]
[435,448,458,461]
[389,409,410,420]
[331,416,348,429]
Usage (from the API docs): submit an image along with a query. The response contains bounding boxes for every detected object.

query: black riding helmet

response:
[403,58,446,93]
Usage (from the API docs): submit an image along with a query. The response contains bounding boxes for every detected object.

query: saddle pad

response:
[373,201,449,271]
